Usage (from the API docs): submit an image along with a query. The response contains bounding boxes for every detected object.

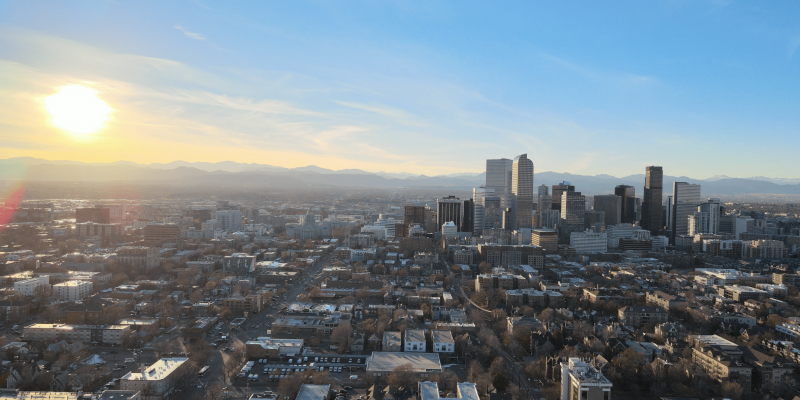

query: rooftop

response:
[366,352,442,373]
[121,357,189,381]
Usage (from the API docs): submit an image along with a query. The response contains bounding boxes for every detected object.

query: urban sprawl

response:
[2,155,800,400]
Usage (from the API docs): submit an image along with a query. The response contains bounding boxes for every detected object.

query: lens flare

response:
[44,85,113,137]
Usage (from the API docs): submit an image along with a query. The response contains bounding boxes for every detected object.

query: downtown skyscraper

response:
[485,158,513,194]
[511,154,534,229]
[614,185,636,224]
[671,182,702,244]
[641,166,663,235]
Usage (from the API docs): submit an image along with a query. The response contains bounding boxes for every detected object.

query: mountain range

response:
[2,157,800,197]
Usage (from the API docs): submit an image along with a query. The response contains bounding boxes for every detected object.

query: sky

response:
[0,1,798,178]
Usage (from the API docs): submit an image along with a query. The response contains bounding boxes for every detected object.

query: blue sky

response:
[0,0,798,178]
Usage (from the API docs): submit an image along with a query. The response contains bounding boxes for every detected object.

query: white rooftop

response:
[121,357,188,381]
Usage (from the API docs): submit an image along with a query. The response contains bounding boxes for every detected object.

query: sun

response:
[44,85,113,137]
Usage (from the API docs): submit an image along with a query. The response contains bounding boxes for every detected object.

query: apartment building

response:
[646,290,688,311]
[618,306,668,328]
[53,280,93,302]
[120,358,190,400]
[475,272,529,292]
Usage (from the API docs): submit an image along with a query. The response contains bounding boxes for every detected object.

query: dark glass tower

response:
[614,185,636,224]
[641,166,663,235]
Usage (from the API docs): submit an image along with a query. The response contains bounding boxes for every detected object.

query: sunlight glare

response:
[44,85,113,136]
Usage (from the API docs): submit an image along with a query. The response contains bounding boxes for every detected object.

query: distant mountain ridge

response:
[1,157,799,196]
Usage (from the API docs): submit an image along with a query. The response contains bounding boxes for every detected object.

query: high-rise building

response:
[511,154,534,229]
[216,210,243,232]
[664,196,673,231]
[461,199,474,234]
[76,207,110,224]
[437,196,463,229]
[671,182,702,243]
[485,159,513,194]
[641,166,663,235]
[560,191,585,241]
[472,188,490,235]
[593,195,622,226]
[537,184,549,211]
[614,185,636,224]
[688,198,721,236]
[551,182,575,211]
[560,357,612,400]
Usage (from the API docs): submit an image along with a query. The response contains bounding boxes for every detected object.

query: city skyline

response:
[2,2,799,178]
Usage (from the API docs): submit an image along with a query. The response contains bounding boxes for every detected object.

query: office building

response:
[570,231,608,254]
[537,209,560,230]
[76,222,123,237]
[117,246,160,272]
[671,182,702,243]
[485,158,513,194]
[689,198,721,235]
[511,154,534,229]
[437,196,462,230]
[441,222,457,239]
[551,182,575,211]
[143,224,180,246]
[614,185,636,224]
[537,184,550,211]
[560,191,585,241]
[593,195,621,226]
[641,166,663,235]
[216,209,243,232]
[76,206,110,224]
[461,199,474,233]
[664,195,673,231]
[472,187,492,235]
[531,229,558,252]
[560,357,612,400]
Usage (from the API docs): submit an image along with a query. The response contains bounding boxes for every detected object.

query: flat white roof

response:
[121,357,188,381]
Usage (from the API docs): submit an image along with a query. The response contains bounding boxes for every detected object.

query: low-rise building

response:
[246,337,304,359]
[383,331,402,352]
[365,352,442,381]
[475,272,529,292]
[618,306,668,328]
[431,330,454,353]
[120,357,190,400]
[560,357,612,400]
[404,329,427,352]
[646,290,688,311]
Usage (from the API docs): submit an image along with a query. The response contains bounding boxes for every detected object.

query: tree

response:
[189,290,204,303]
[387,364,416,392]
[478,262,493,274]
[492,373,509,392]
[720,382,743,400]
[330,323,353,353]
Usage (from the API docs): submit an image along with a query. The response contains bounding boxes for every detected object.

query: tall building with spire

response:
[641,166,663,235]
[511,154,534,229]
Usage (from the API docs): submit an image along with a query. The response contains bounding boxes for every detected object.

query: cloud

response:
[540,52,658,87]
[789,35,800,60]
[174,25,206,41]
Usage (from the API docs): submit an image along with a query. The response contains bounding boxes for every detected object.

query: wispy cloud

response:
[789,35,800,60]
[174,25,206,41]
[335,101,430,127]
[540,52,658,87]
